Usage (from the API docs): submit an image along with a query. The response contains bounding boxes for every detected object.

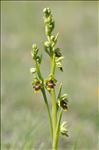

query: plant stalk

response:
[51,89,57,150]
[35,61,53,140]
[50,55,58,150]
[51,55,56,75]
[53,109,63,149]
[41,88,53,140]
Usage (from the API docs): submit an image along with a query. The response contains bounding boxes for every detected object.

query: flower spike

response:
[30,8,69,149]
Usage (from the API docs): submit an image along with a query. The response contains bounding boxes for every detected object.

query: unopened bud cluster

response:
[43,8,55,36]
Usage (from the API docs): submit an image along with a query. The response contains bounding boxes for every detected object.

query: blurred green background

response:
[1,1,98,150]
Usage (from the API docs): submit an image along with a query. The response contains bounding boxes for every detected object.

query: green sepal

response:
[52,33,59,47]
[60,121,68,137]
[43,41,53,56]
[61,93,68,101]
[45,21,55,36]
[55,56,64,72]
[58,93,68,111]
[56,56,64,62]
[30,67,36,74]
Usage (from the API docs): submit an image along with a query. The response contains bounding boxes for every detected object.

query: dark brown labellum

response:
[33,81,41,91]
[47,80,55,89]
[60,100,68,110]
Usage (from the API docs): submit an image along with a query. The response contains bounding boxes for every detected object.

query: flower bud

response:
[44,16,52,24]
[43,8,51,17]
[44,41,50,48]
[45,21,55,36]
[45,26,52,36]
[30,68,36,74]
[51,35,55,41]
[32,44,37,50]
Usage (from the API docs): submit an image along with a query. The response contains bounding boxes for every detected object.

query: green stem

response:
[51,89,57,150]
[50,54,57,150]
[51,55,56,75]
[35,61,53,140]
[35,61,43,81]
[53,109,63,149]
[41,88,53,140]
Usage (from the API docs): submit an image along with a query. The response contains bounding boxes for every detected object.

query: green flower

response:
[60,121,68,137]
[58,94,68,111]
[55,56,64,72]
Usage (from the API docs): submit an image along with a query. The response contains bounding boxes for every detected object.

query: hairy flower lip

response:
[46,80,56,89]
[32,81,41,91]
[60,100,68,110]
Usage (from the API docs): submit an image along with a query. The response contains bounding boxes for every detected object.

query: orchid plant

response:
[30,8,69,150]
